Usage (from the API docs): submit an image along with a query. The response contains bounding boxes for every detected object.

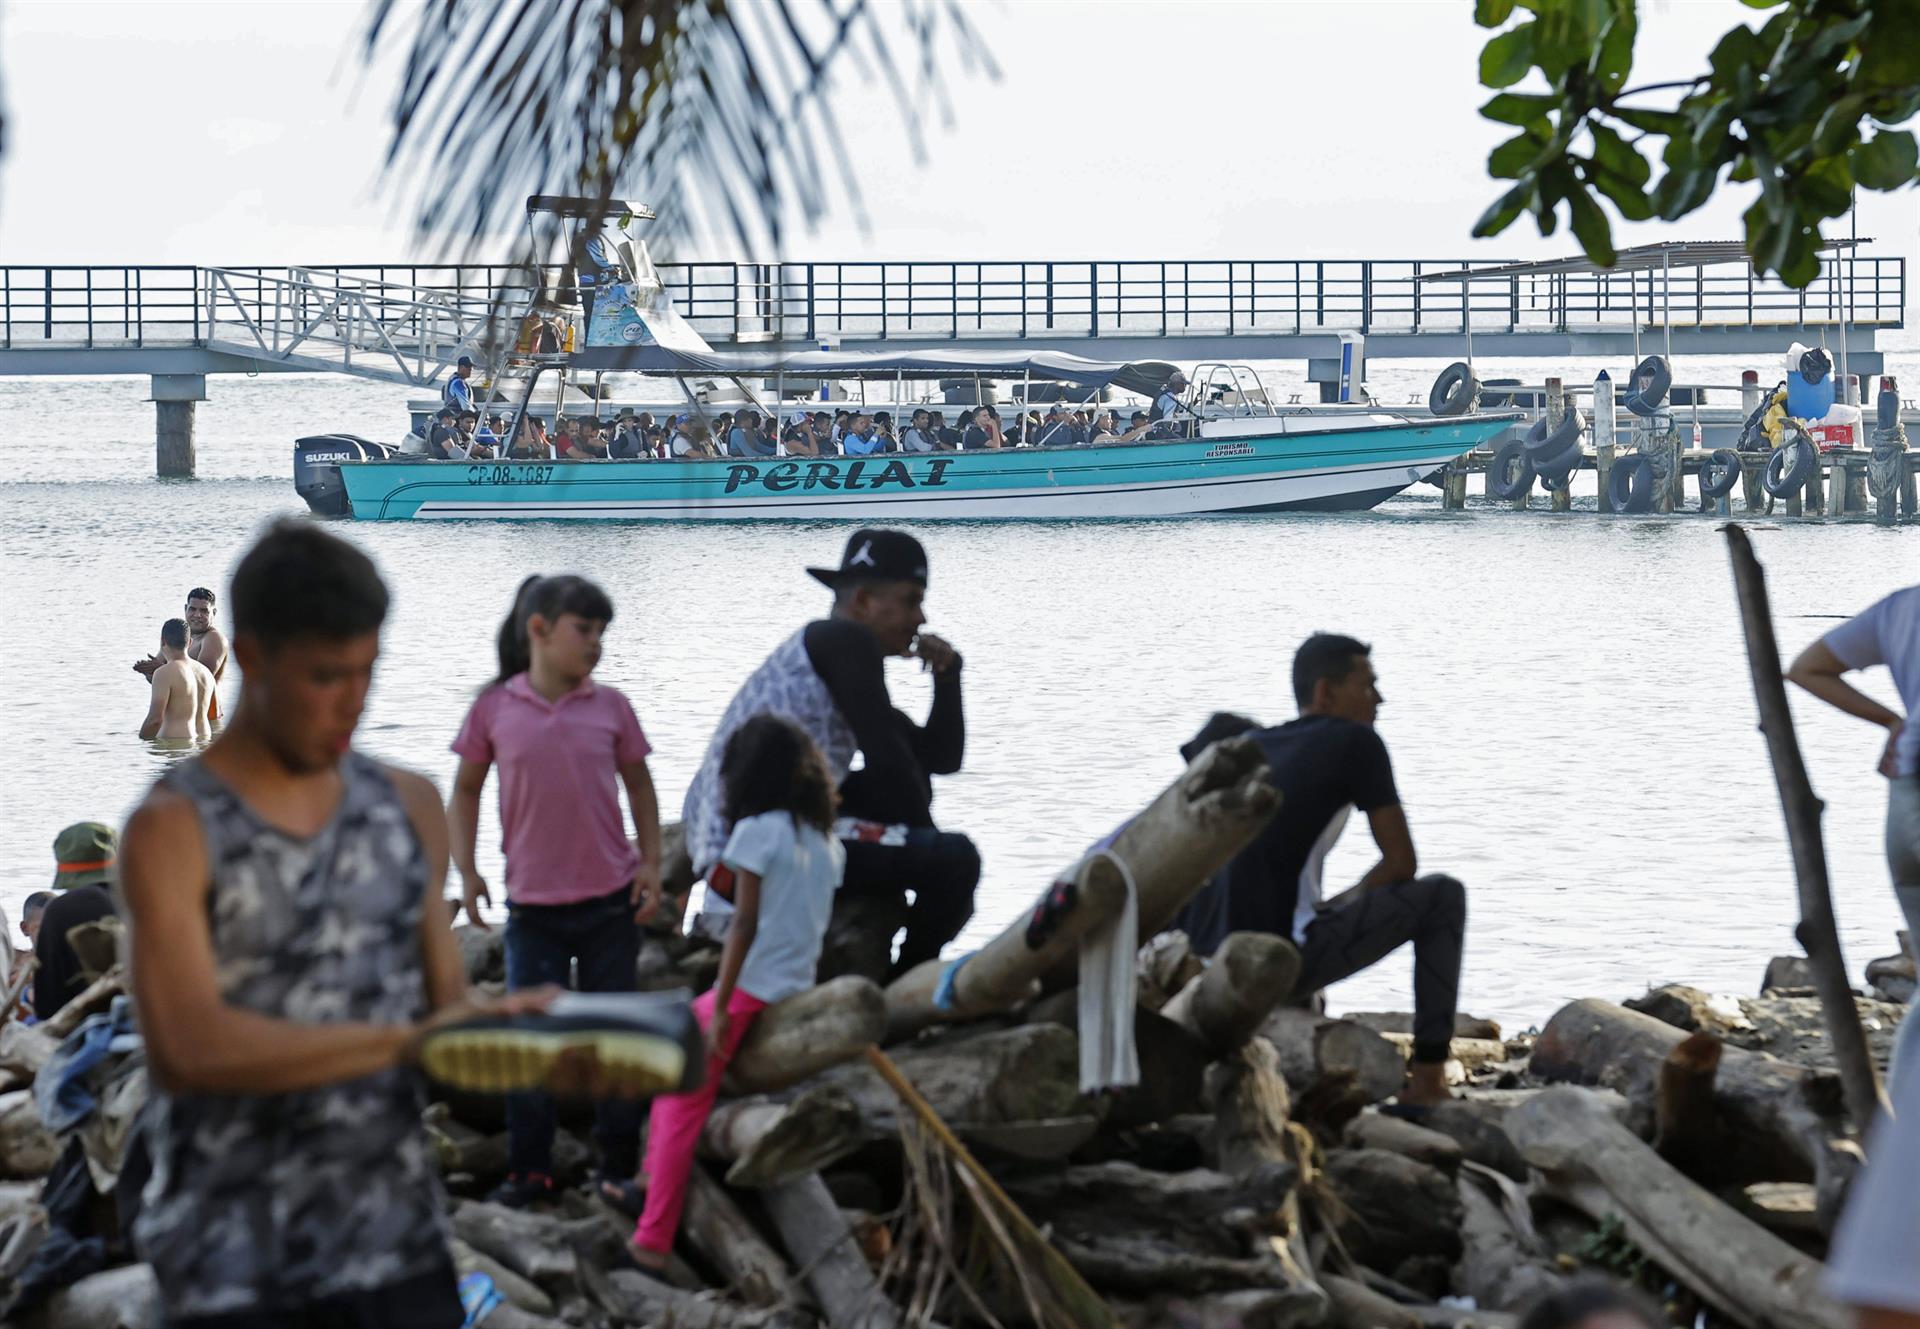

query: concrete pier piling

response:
[1546,378,1572,513]
[151,374,206,479]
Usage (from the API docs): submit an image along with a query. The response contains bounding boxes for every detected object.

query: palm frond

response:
[363,0,997,260]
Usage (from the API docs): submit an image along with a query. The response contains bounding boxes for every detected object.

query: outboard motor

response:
[294,434,393,517]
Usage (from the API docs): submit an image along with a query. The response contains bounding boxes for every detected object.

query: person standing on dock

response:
[1788,582,1920,1087]
[1172,633,1466,1107]
[682,529,979,982]
[119,520,545,1329]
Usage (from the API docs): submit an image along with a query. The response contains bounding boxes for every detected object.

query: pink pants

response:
[633,985,769,1254]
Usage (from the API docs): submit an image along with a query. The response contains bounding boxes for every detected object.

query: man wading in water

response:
[682,529,979,981]
[135,588,229,722]
[119,520,548,1329]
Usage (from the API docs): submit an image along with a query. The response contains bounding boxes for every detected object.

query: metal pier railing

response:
[0,254,1903,384]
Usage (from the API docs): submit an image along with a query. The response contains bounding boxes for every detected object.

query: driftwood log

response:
[1452,1172,1563,1312]
[725,976,886,1095]
[1206,1039,1326,1320]
[825,1023,1087,1136]
[1321,1149,1462,1277]
[1725,524,1886,1128]
[450,1202,594,1290]
[582,1264,813,1329]
[1026,993,1209,1128]
[41,972,123,1042]
[684,1167,804,1308]
[702,1085,865,1188]
[452,1238,557,1316]
[1161,932,1302,1058]
[763,1173,906,1329]
[999,1161,1301,1296]
[0,1023,56,1094]
[1344,1113,1463,1173]
[1508,1086,1846,1329]
[1530,998,1859,1223]
[1137,932,1206,1012]
[1654,1031,1724,1173]
[886,736,1280,1035]
[1116,1287,1329,1329]
[1258,1009,1404,1126]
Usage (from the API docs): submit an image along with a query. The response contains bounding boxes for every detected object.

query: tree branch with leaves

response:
[1472,0,1919,286]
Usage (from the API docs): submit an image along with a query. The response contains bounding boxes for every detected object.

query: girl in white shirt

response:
[628,715,844,1267]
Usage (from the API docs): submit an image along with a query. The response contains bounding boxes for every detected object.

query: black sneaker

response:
[486,1172,556,1209]
[421,990,704,1098]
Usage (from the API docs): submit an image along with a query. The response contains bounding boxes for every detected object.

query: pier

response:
[0,245,1902,477]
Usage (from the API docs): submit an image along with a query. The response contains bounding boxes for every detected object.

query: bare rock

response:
[1761,955,1815,994]
[1735,991,1907,1073]
[1866,950,1915,1005]
[1623,984,1753,1038]
[1323,1147,1463,1275]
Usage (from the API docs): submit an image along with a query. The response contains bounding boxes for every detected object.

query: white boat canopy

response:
[571,341,1181,396]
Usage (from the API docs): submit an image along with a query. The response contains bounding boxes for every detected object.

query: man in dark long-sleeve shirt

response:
[681,529,978,978]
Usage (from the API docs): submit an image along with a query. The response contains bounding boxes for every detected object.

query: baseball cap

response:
[456,355,475,368]
[52,821,117,892]
[806,529,929,590]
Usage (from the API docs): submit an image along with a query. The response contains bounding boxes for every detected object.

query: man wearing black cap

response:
[681,529,977,981]
[426,407,463,461]
[443,355,477,416]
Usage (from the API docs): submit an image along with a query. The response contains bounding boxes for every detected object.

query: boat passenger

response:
[611,411,648,459]
[874,412,897,450]
[670,417,717,459]
[1068,411,1093,446]
[1089,410,1123,445]
[474,413,506,456]
[832,410,853,446]
[1125,410,1152,441]
[973,407,1005,449]
[563,418,608,461]
[442,354,476,415]
[427,407,464,460]
[842,414,886,457]
[1150,371,1190,438]
[930,410,960,450]
[1033,405,1074,448]
[783,422,819,458]
[901,409,938,453]
[729,411,776,458]
[461,412,496,460]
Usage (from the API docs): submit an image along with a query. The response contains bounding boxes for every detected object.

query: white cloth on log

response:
[1076,851,1139,1093]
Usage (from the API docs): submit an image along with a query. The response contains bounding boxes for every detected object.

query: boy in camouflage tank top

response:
[120,521,551,1328]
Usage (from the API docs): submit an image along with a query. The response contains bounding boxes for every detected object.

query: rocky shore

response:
[0,911,1909,1329]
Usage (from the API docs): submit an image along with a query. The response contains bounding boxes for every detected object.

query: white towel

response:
[1076,850,1140,1093]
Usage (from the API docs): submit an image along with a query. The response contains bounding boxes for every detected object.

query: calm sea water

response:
[2,343,1915,1029]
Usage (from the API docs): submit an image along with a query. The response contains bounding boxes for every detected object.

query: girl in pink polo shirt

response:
[450,574,662,1208]
[628,714,843,1269]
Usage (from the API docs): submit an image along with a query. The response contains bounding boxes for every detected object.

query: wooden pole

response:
[862,1046,1118,1329]
[1722,524,1886,1129]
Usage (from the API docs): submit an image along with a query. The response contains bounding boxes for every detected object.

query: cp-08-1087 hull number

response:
[469,464,556,485]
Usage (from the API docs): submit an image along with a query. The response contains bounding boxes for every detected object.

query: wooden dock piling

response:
[1594,373,1616,514]
[1546,378,1571,513]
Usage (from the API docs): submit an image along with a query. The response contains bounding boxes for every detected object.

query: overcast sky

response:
[0,0,1912,283]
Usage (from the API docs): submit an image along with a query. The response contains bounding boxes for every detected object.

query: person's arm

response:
[139,668,171,740]
[1788,637,1904,776]
[198,628,229,679]
[1859,1308,1920,1329]
[806,619,934,823]
[909,635,965,774]
[622,758,663,923]
[123,789,415,1093]
[390,765,468,1012]
[448,756,493,927]
[706,868,760,1055]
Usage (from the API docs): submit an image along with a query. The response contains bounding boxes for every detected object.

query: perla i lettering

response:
[722,458,956,496]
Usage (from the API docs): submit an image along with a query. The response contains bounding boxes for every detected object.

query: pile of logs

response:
[0,732,1905,1329]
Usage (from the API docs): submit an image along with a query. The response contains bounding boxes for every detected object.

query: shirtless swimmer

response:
[136,588,229,721]
[140,619,216,742]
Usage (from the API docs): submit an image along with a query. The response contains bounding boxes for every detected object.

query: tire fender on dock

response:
[1623,355,1672,417]
[1763,437,1815,497]
[1698,449,1743,499]
[1487,440,1535,499]
[1607,453,1656,513]
[1429,362,1480,418]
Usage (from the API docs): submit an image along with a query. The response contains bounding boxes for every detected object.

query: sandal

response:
[597,1175,647,1219]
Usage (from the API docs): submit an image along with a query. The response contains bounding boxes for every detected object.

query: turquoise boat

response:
[294,196,1514,521]
[328,411,1510,520]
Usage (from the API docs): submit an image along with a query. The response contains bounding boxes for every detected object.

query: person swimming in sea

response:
[139,618,216,742]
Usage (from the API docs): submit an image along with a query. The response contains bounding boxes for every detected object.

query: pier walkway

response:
[0,247,1900,473]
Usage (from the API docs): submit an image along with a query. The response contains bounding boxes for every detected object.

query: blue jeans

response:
[504,885,642,1178]
[1887,778,1920,1099]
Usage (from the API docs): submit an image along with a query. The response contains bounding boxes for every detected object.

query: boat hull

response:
[334,418,1511,520]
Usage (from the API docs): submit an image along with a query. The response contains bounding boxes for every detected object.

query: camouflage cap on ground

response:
[51,821,117,892]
